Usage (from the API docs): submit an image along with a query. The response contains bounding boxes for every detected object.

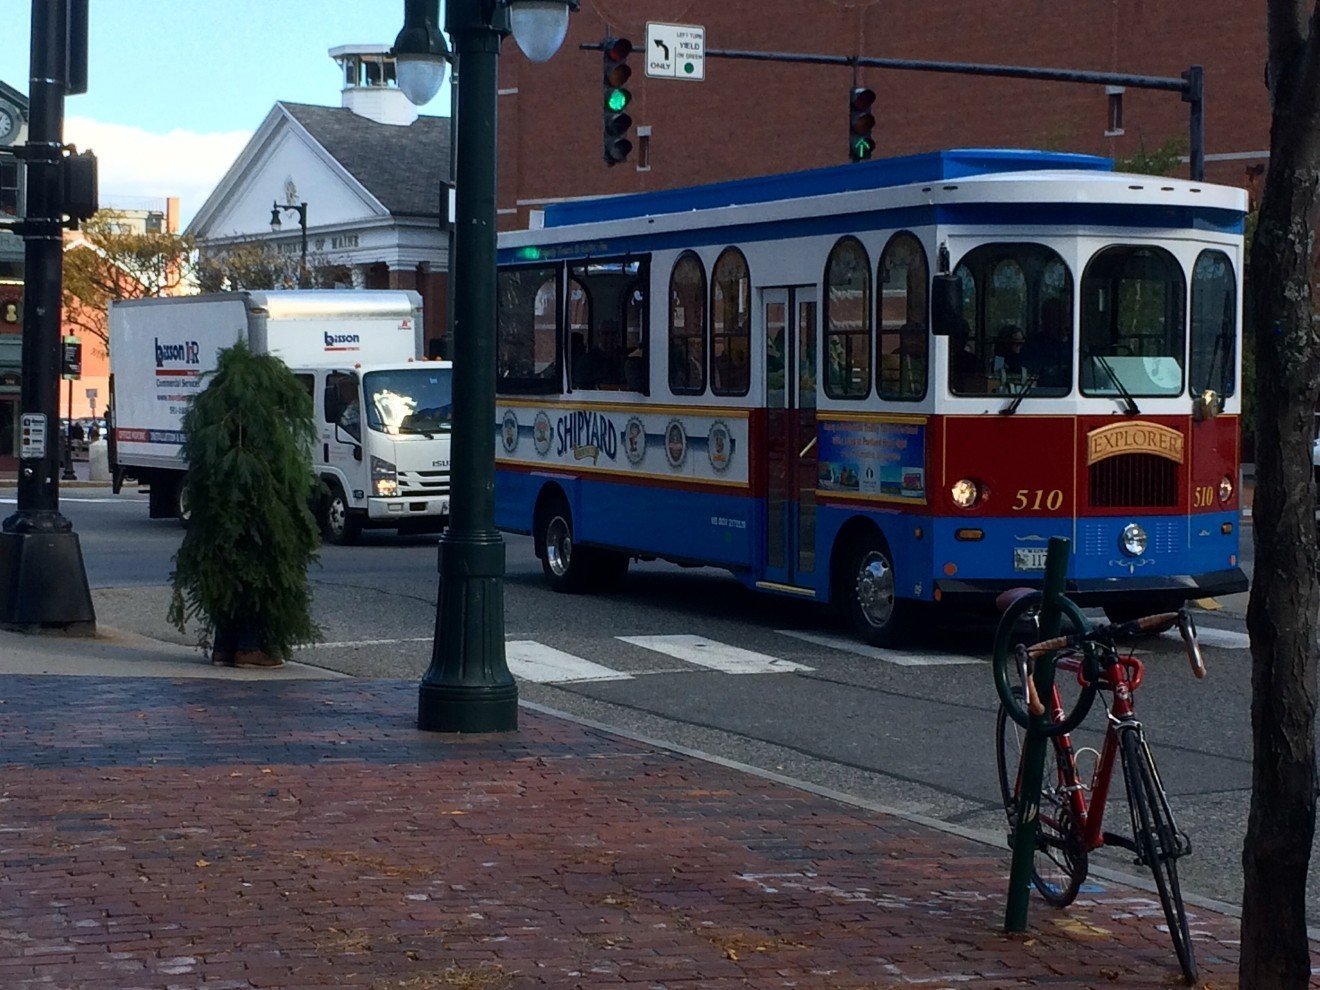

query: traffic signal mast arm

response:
[577,42,1204,177]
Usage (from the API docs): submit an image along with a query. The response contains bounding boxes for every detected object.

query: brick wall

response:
[497,0,1268,229]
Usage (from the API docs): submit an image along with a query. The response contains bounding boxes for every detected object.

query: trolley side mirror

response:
[931,274,961,337]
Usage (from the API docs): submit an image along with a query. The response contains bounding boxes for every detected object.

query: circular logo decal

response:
[500,409,519,454]
[533,411,553,456]
[664,419,688,469]
[707,421,732,473]
[623,416,647,465]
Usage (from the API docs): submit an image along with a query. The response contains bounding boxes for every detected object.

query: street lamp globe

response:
[393,0,451,106]
[508,0,577,63]
[396,54,448,105]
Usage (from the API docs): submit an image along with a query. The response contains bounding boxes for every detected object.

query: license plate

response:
[1013,547,1048,571]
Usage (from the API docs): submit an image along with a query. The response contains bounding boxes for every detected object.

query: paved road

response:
[7,484,1310,922]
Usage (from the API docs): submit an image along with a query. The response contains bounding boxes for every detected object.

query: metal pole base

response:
[0,530,96,634]
[418,680,518,734]
[417,535,517,733]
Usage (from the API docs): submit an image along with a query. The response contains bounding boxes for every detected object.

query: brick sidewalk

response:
[0,675,1269,989]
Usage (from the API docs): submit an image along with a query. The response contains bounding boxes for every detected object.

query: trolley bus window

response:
[878,232,928,400]
[668,252,707,395]
[947,243,1073,397]
[824,236,871,399]
[711,247,751,396]
[496,264,561,394]
[567,257,650,392]
[1189,249,1236,398]
[1080,245,1186,397]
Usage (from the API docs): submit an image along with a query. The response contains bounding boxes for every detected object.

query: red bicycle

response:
[993,591,1206,985]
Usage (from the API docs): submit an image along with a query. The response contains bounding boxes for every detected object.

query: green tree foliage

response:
[168,341,321,660]
[62,210,196,353]
[195,243,342,293]
[1113,137,1189,177]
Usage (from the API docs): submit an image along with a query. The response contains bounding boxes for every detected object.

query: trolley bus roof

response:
[538,149,1113,228]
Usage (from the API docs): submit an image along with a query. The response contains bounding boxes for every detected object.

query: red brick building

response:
[494,1,1268,230]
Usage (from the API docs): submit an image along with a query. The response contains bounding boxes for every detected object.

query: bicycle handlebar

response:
[995,598,1207,733]
[1027,608,1206,679]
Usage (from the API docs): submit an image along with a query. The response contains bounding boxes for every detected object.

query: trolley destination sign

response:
[645,22,705,81]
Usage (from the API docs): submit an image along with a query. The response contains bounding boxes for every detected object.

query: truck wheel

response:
[322,483,362,545]
[839,532,910,647]
[175,478,191,526]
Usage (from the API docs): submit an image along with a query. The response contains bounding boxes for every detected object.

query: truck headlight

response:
[1121,522,1148,556]
[1219,475,1234,502]
[371,455,398,497]
[950,478,982,509]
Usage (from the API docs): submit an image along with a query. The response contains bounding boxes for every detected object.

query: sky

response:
[1,1,451,228]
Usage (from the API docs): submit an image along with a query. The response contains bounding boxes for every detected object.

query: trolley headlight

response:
[950,478,982,509]
[1219,474,1234,503]
[1121,522,1148,556]
[371,455,399,497]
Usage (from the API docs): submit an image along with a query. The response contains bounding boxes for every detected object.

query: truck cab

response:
[315,361,453,543]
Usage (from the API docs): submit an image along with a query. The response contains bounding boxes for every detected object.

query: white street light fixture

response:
[393,0,451,106]
[507,0,578,63]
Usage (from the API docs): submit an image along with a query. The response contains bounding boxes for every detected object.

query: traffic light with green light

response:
[603,37,634,166]
[849,87,877,162]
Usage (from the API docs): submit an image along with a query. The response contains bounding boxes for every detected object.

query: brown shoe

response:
[211,648,236,666]
[233,650,284,669]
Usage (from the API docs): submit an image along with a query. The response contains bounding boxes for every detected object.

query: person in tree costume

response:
[168,340,321,668]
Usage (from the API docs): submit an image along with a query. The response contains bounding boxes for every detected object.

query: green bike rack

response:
[998,535,1088,933]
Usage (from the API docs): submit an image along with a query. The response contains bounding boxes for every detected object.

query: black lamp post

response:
[394,0,577,733]
[0,0,97,633]
[269,201,308,287]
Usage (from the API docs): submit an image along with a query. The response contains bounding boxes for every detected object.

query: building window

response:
[1106,86,1125,136]
[668,251,706,394]
[710,247,751,396]
[824,236,871,399]
[0,160,18,217]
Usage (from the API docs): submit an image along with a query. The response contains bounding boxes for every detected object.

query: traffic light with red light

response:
[603,37,634,166]
[849,87,877,162]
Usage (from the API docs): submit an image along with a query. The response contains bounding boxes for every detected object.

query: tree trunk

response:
[1241,96,1320,986]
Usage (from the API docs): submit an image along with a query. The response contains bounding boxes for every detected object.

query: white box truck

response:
[108,290,452,543]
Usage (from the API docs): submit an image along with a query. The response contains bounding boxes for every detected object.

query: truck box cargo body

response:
[108,290,452,543]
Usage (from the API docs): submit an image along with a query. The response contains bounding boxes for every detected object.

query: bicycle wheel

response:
[995,689,1088,907]
[1119,727,1197,984]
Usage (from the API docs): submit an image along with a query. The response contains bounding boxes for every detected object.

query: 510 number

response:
[1012,488,1065,511]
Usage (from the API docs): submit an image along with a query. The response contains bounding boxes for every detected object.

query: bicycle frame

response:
[1045,649,1145,855]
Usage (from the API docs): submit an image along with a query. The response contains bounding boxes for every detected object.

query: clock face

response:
[0,109,14,144]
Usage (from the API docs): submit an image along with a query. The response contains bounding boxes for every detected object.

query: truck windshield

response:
[362,367,454,435]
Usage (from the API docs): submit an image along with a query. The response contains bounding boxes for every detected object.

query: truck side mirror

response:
[931,274,962,337]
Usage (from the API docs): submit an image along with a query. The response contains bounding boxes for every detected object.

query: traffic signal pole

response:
[0,0,96,633]
[697,48,1206,180]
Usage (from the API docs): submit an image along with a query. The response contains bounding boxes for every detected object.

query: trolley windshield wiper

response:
[1090,350,1141,415]
[999,374,1038,415]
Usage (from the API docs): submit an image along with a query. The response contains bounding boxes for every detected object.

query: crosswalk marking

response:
[505,640,634,683]
[617,634,813,674]
[775,629,984,666]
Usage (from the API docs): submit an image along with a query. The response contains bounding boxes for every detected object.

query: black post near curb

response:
[0,0,95,634]
[1002,535,1072,932]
